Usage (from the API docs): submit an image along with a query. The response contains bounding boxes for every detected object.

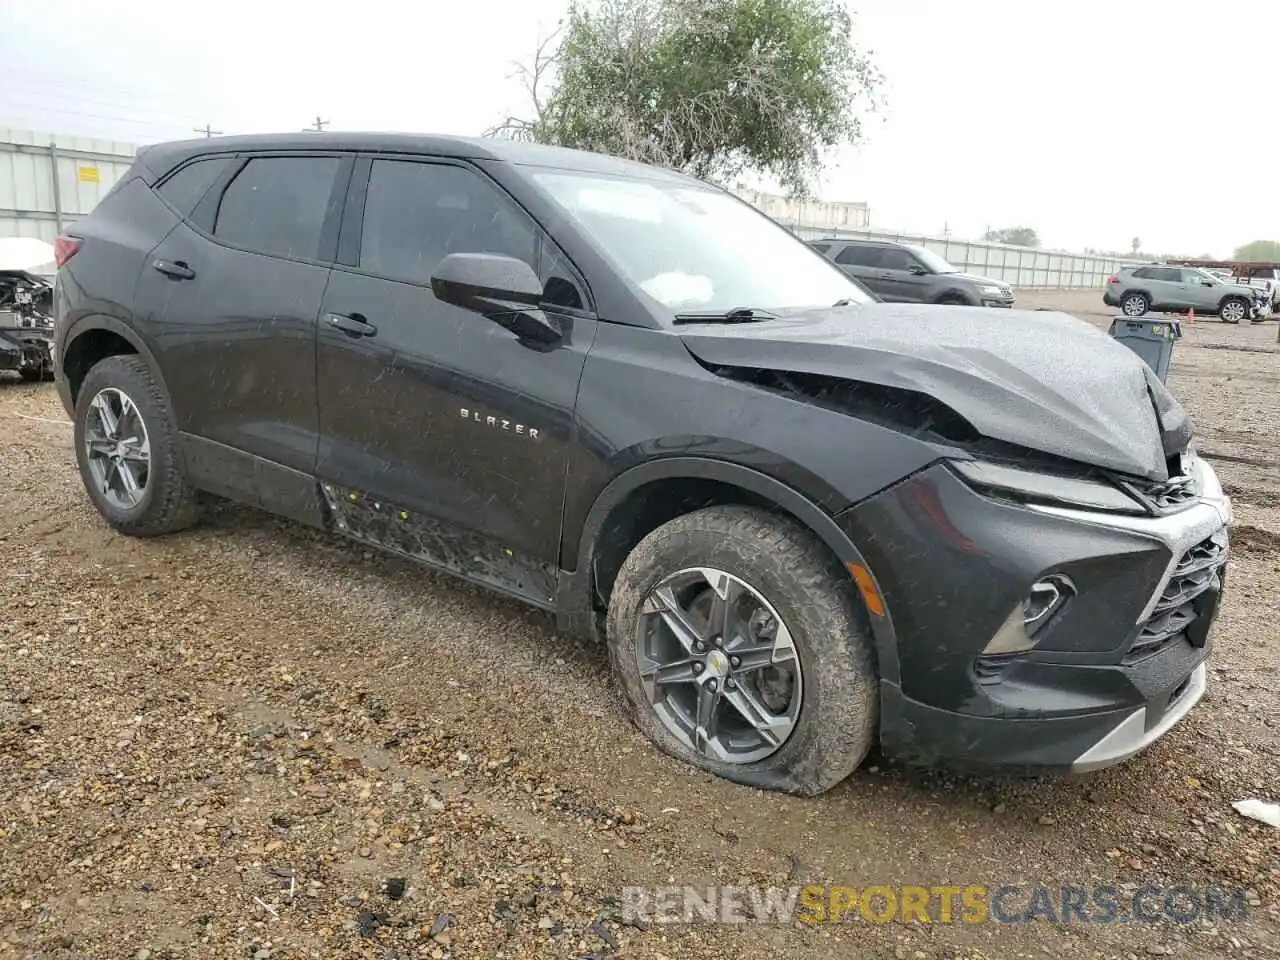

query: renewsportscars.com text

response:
[621,884,1251,926]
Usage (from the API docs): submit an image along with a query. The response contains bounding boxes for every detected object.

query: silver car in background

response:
[1103,264,1265,323]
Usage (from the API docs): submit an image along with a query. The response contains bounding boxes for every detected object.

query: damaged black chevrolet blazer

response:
[51,133,1232,795]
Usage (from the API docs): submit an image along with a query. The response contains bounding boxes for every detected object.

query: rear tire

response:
[1121,292,1149,317]
[1219,297,1248,324]
[73,355,200,537]
[606,505,878,796]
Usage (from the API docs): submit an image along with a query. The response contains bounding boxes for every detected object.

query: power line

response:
[0,98,195,132]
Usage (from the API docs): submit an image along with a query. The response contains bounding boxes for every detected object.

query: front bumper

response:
[840,456,1231,773]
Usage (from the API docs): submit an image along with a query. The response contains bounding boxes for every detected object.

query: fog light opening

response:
[1022,575,1074,635]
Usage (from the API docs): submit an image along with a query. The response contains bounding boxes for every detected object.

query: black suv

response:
[811,237,1016,307]
[51,133,1230,795]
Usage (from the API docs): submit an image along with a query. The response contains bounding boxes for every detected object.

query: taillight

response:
[53,235,82,268]
[1107,275,1119,284]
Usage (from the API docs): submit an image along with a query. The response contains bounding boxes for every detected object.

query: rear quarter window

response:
[156,157,233,218]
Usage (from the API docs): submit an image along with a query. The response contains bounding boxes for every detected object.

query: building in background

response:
[730,186,871,231]
[0,128,137,242]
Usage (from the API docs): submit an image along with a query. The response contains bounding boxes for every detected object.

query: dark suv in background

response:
[50,132,1229,796]
[810,237,1016,307]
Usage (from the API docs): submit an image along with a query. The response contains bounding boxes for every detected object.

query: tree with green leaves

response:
[489,0,882,196]
[982,227,1039,248]
[1232,239,1280,261]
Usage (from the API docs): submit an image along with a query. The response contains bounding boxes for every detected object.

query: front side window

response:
[213,156,341,260]
[903,244,960,274]
[878,248,918,272]
[358,159,586,309]
[529,170,874,314]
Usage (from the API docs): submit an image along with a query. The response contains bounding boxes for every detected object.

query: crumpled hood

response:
[677,303,1193,480]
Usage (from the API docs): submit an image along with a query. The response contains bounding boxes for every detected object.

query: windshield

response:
[527,170,874,314]
[903,244,959,274]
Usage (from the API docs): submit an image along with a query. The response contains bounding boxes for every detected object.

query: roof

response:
[136,131,698,185]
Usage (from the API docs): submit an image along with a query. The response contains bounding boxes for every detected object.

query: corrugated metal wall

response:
[0,127,137,241]
[785,222,1143,290]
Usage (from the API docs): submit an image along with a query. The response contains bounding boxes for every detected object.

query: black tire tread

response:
[74,354,199,537]
[606,504,878,797]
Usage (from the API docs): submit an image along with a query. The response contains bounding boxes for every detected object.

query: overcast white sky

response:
[2,0,1275,257]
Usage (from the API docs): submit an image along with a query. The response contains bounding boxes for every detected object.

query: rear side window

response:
[835,244,881,267]
[1150,267,1181,282]
[359,159,537,285]
[157,157,232,218]
[213,156,341,260]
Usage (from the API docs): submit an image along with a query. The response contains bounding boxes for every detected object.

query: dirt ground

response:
[2,291,1277,960]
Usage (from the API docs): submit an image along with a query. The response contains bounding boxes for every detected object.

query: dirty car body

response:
[49,133,1231,793]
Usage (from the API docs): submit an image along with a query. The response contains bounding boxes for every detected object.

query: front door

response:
[314,156,597,606]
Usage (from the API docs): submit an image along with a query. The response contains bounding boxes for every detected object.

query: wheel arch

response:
[933,288,974,305]
[555,456,901,685]
[60,316,169,411]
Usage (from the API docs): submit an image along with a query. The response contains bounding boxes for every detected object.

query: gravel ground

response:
[2,291,1277,959]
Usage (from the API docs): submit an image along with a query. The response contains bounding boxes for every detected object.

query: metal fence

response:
[1,128,137,242]
[782,222,1142,290]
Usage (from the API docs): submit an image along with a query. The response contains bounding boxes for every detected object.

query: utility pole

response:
[193,123,223,138]
[304,116,330,132]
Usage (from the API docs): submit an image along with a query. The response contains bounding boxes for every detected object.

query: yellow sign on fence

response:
[77,165,100,183]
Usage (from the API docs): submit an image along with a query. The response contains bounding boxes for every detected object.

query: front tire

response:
[1121,292,1149,317]
[73,355,199,536]
[606,505,878,796]
[1219,297,1248,324]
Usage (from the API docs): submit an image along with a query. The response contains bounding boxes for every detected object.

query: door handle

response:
[327,313,377,337]
[153,259,195,280]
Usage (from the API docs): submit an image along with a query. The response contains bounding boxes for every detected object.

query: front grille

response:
[1116,454,1199,513]
[1125,533,1227,664]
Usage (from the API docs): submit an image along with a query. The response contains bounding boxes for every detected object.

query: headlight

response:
[978,284,1004,296]
[950,459,1145,514]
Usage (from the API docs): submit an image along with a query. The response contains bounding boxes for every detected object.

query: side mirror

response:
[907,263,928,276]
[1201,280,1214,287]
[431,253,562,344]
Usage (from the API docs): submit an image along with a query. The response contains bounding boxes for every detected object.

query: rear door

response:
[132,151,350,519]
[313,154,597,606]
[1141,266,1182,310]
[833,244,893,298]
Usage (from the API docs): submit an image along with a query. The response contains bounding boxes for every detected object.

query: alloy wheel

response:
[83,387,151,510]
[634,566,803,765]
[1221,300,1246,323]
[1122,296,1146,316]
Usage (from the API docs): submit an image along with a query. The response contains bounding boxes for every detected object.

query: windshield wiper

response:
[672,307,779,325]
